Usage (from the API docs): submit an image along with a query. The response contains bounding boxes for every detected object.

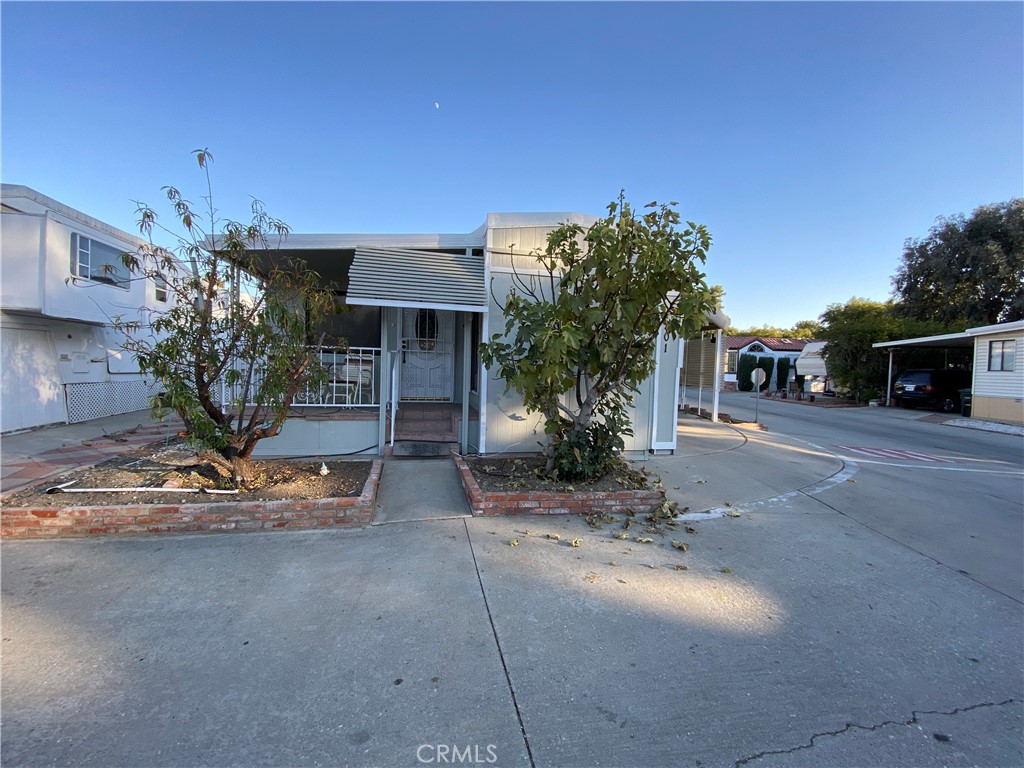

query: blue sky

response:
[3,1,1021,330]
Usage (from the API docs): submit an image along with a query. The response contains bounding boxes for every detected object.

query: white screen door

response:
[400,308,455,401]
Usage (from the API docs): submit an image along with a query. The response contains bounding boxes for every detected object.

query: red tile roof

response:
[726,336,816,352]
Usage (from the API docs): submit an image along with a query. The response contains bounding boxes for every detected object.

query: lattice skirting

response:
[66,380,161,423]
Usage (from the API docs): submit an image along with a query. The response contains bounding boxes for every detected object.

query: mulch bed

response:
[1,441,373,509]
[465,455,651,493]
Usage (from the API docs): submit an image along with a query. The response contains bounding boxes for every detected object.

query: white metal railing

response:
[389,351,399,446]
[221,346,382,408]
[296,346,381,407]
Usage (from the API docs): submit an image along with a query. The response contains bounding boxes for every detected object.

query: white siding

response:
[972,333,1024,399]
[0,213,45,311]
[482,223,666,456]
[0,323,67,431]
[41,212,151,325]
[483,271,548,453]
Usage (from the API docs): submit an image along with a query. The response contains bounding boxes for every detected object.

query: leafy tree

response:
[756,356,775,391]
[893,199,1023,326]
[819,298,951,403]
[792,319,823,338]
[480,194,717,480]
[730,321,821,339]
[737,353,757,392]
[114,150,335,487]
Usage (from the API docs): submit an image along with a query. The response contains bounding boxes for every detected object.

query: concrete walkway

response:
[2,411,1021,767]
[372,458,471,524]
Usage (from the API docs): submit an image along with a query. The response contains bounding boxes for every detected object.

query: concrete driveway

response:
[3,415,1022,768]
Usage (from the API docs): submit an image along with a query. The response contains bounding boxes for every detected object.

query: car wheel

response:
[941,397,959,413]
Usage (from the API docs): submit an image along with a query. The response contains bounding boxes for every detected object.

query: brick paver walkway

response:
[1,419,184,495]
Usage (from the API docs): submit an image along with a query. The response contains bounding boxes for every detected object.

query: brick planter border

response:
[453,455,665,516]
[0,460,383,539]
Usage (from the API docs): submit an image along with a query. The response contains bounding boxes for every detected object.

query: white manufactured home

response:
[1,185,168,432]
[235,212,715,458]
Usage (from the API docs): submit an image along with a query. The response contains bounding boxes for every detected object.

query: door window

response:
[416,309,439,350]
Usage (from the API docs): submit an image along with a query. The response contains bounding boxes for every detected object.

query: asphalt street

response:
[2,404,1022,768]
[713,391,1024,603]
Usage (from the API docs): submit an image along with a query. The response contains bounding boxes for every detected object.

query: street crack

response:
[734,699,1018,767]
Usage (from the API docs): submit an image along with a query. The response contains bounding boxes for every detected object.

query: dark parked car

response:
[893,369,972,412]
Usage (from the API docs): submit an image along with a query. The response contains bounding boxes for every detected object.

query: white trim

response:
[965,320,1024,336]
[479,227,494,455]
[872,331,972,349]
[712,329,722,422]
[345,296,488,313]
[488,267,557,277]
[650,331,662,450]
[650,329,680,451]
[237,230,487,251]
[460,313,471,454]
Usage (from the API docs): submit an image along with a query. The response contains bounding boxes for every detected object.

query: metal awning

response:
[346,247,488,312]
[872,331,973,350]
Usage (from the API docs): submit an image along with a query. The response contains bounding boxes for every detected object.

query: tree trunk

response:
[230,455,256,488]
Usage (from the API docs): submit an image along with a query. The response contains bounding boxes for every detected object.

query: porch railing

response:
[220,346,382,408]
[296,346,381,407]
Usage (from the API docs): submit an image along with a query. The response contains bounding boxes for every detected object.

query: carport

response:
[872,331,973,405]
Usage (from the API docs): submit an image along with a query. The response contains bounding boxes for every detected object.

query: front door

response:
[400,308,454,401]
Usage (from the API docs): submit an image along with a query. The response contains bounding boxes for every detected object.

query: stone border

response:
[453,455,665,516]
[0,460,383,539]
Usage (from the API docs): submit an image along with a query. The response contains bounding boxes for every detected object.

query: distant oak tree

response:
[893,199,1023,326]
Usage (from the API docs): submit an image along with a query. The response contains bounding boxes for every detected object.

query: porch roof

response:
[346,247,488,312]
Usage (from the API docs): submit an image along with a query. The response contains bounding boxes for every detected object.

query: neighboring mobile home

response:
[1,185,168,432]
[721,336,812,391]
[234,212,715,458]
[873,320,1023,426]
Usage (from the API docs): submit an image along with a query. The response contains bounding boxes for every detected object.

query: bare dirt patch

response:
[465,455,652,493]
[2,441,373,508]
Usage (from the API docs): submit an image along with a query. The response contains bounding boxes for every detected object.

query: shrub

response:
[737,354,757,392]
[776,357,791,390]
[756,356,775,391]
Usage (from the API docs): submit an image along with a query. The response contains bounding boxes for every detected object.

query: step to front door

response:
[389,441,457,458]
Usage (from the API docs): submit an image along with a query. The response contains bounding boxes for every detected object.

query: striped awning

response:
[346,247,487,312]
